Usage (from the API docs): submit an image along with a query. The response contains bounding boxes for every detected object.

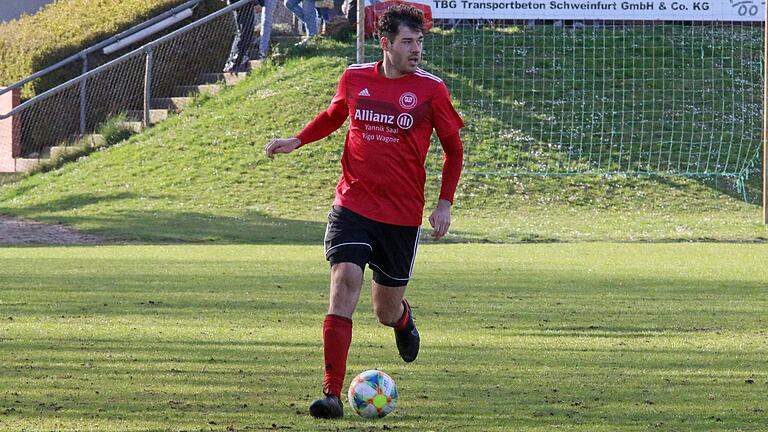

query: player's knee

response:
[330,263,363,295]
[372,303,399,326]
[331,275,354,293]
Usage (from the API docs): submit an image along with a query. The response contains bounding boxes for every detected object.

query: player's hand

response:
[264,137,301,159]
[428,199,452,240]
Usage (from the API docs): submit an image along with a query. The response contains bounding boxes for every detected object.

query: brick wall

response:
[0,88,22,173]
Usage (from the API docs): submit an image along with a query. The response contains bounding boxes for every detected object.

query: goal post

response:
[357,0,366,63]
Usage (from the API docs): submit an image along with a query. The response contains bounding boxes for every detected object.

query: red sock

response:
[322,314,352,398]
[393,299,410,331]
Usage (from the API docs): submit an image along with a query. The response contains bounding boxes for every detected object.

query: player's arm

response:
[264,108,347,158]
[428,132,463,239]
[265,71,349,159]
[429,82,465,240]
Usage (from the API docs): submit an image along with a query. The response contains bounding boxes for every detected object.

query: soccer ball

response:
[347,370,398,418]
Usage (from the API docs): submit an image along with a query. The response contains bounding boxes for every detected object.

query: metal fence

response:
[0,0,257,163]
[0,0,205,102]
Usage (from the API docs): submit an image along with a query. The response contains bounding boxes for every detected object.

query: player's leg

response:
[371,282,405,326]
[310,206,372,419]
[328,262,363,318]
[310,262,363,419]
[369,225,421,362]
[372,281,419,362]
[323,262,364,400]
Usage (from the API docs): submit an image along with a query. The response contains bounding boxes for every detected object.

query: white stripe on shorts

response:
[407,226,421,278]
[369,262,411,282]
[325,242,373,256]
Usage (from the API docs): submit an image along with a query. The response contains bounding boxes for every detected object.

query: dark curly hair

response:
[377,5,425,41]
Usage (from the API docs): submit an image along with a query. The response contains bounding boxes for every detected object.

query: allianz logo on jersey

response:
[354,109,414,130]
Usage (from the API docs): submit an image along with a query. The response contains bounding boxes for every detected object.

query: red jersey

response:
[297,61,464,226]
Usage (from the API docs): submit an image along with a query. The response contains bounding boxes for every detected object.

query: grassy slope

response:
[0,244,766,431]
[0,0,204,99]
[0,39,765,243]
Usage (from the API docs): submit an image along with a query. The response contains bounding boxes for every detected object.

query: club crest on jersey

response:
[399,92,417,110]
[396,113,414,129]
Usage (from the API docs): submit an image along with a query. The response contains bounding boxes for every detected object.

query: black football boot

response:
[394,300,420,362]
[309,393,343,419]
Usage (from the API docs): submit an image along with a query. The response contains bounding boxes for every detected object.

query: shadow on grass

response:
[0,191,331,244]
[0,192,136,214]
[643,171,761,206]
[0,173,25,186]
[0,193,490,245]
[3,210,328,245]
[0,193,329,244]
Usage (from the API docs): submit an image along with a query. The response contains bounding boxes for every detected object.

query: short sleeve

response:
[432,83,464,139]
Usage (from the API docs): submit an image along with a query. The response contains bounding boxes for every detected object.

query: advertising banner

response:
[402,0,765,21]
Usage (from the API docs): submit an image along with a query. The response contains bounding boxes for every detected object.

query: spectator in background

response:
[342,0,356,26]
[223,0,257,72]
[257,0,278,59]
[332,0,344,18]
[315,0,333,31]
[342,0,380,27]
[284,0,318,39]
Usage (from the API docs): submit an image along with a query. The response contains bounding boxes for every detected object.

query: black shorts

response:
[324,206,421,287]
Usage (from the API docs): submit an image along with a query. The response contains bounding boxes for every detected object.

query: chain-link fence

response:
[0,0,258,171]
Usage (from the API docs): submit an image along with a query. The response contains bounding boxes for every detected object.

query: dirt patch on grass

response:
[0,215,105,245]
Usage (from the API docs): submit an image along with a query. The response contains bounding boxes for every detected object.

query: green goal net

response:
[363,1,764,195]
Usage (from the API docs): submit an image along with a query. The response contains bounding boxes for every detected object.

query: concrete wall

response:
[0,0,55,23]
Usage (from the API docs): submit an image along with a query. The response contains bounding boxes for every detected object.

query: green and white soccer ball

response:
[348,370,398,418]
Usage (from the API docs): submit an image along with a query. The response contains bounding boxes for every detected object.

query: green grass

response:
[0,174,24,186]
[26,114,138,177]
[0,38,765,243]
[0,243,766,431]
[1,23,765,432]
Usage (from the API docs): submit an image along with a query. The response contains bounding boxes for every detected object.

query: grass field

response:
[0,24,767,432]
[0,244,766,431]
[0,43,765,242]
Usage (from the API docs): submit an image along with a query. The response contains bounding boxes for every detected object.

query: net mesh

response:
[364,18,764,184]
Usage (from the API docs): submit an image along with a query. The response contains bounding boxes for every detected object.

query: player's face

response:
[383,25,423,75]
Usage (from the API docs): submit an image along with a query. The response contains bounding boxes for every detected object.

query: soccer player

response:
[264,5,464,419]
